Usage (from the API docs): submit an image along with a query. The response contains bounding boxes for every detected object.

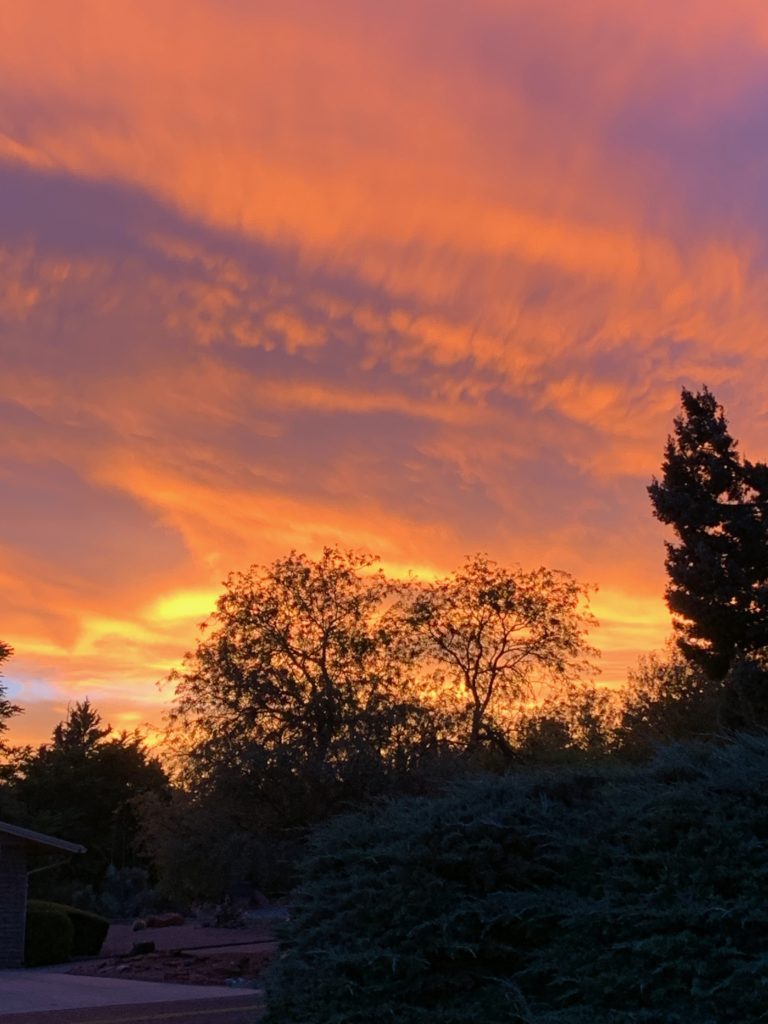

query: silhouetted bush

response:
[67,904,109,956]
[266,733,768,1023]
[28,900,108,956]
[24,904,73,966]
[617,647,722,754]
[71,865,163,920]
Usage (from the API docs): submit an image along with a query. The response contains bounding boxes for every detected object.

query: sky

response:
[4,0,768,745]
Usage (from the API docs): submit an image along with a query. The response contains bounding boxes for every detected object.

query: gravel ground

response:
[100,920,280,956]
[67,920,281,987]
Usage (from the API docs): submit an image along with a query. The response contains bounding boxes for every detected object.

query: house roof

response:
[0,820,86,854]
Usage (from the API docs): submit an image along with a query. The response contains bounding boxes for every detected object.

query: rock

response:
[131,941,156,955]
[227,883,269,908]
[146,913,185,928]
[132,918,147,932]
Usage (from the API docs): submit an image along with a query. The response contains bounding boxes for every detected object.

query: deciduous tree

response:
[167,548,436,823]
[406,555,598,753]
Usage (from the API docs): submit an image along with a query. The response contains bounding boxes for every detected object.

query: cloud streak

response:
[4,1,768,740]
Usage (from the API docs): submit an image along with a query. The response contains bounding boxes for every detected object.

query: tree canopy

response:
[407,555,598,752]
[167,548,435,822]
[167,549,601,821]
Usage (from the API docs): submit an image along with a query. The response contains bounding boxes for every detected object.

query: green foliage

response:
[267,734,768,1023]
[28,900,109,955]
[649,386,768,679]
[24,903,74,966]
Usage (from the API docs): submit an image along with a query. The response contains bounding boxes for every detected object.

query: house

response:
[0,820,85,967]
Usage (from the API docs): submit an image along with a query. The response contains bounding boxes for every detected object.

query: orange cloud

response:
[8,0,768,742]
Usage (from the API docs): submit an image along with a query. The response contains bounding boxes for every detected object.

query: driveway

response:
[0,993,262,1024]
[0,970,264,1019]
[0,918,280,1019]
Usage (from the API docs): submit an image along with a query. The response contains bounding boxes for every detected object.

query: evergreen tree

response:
[51,698,110,754]
[0,641,20,746]
[648,386,768,679]
[16,700,168,885]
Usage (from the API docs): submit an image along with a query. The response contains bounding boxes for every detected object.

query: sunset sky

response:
[4,0,768,745]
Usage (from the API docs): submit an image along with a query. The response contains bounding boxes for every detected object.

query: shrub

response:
[27,900,109,956]
[266,734,768,1023]
[24,904,73,966]
[72,865,162,920]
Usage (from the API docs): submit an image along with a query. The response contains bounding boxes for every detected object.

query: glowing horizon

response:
[6,0,768,745]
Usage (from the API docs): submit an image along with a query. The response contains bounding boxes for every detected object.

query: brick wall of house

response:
[0,837,28,967]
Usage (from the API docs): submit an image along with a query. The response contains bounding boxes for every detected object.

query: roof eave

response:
[0,820,86,855]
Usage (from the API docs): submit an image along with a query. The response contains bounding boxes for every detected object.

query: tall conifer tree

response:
[649,387,768,679]
[0,641,20,745]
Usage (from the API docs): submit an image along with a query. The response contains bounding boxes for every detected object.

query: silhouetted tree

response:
[16,700,168,888]
[617,646,722,754]
[51,698,110,753]
[0,643,22,794]
[167,548,438,825]
[156,549,604,899]
[0,641,21,753]
[0,642,24,819]
[514,680,617,761]
[407,555,598,753]
[649,387,768,679]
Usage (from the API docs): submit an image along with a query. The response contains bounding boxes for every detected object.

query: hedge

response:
[266,735,768,1024]
[27,900,109,957]
[24,904,73,967]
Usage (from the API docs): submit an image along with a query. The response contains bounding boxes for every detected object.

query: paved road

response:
[0,993,265,1024]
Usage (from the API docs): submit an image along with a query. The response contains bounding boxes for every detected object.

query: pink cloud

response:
[5,2,768,740]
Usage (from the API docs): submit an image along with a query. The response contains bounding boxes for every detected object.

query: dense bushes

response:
[266,734,768,1023]
[71,865,164,920]
[63,903,109,955]
[24,904,73,966]
[27,900,108,958]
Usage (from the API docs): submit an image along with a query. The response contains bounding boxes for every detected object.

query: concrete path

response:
[0,993,263,1024]
[0,971,262,1015]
